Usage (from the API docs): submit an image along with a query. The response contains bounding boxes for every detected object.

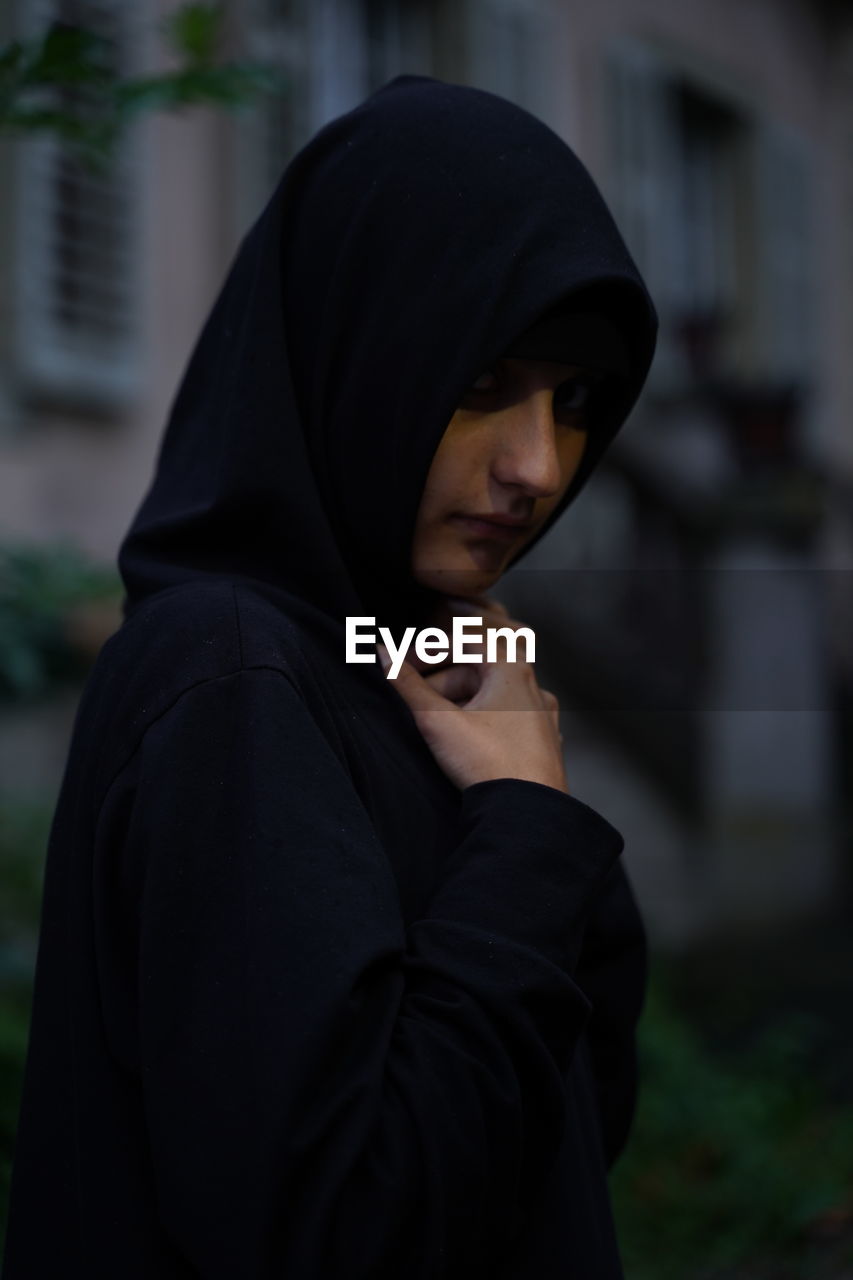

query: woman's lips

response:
[450,514,533,540]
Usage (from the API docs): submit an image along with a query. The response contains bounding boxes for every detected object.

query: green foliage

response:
[0,799,52,1240]
[0,24,114,152]
[0,983,32,1241]
[116,61,278,119]
[0,4,283,162]
[0,539,120,702]
[0,801,50,947]
[612,970,853,1279]
[167,3,227,65]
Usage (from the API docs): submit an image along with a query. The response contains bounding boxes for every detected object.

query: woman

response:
[3,76,657,1277]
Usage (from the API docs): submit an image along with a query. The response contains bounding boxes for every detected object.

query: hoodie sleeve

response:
[573,863,647,1169]
[102,665,625,1279]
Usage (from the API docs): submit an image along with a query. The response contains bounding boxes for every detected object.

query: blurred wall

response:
[3,0,851,556]
[1,0,852,944]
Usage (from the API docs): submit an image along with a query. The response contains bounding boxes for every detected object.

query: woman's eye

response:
[553,377,595,416]
[469,368,499,393]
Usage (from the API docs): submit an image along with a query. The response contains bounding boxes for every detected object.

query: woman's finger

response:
[423,664,483,705]
[540,687,561,737]
[378,646,459,716]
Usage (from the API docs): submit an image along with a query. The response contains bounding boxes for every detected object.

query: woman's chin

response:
[411,564,504,598]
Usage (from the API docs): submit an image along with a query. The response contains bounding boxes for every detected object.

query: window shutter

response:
[14,0,142,409]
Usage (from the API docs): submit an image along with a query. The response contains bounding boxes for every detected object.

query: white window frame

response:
[11,0,144,411]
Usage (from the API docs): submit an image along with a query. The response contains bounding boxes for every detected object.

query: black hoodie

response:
[3,77,657,1278]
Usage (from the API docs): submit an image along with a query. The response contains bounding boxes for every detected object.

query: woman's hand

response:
[379,595,568,794]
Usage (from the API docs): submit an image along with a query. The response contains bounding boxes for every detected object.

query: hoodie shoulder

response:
[107,579,303,686]
[77,580,307,802]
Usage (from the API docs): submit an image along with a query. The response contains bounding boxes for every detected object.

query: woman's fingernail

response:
[377,643,391,671]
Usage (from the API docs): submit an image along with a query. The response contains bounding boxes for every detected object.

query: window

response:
[463,0,551,115]
[10,0,143,411]
[605,39,814,397]
[670,85,742,333]
[235,0,449,229]
[363,0,433,93]
[237,0,363,222]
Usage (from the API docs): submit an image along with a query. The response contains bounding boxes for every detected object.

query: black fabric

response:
[504,309,632,375]
[3,76,655,1278]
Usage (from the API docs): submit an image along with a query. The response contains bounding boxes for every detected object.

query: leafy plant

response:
[0,982,32,1242]
[0,798,53,1241]
[0,539,120,702]
[0,4,283,162]
[0,800,51,950]
[612,968,853,1279]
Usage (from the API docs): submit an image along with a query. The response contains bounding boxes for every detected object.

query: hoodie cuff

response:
[425,778,625,973]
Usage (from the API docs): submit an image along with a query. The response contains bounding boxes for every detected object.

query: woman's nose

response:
[491,389,563,497]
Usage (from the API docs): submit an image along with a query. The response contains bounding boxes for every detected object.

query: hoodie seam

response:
[231,583,245,669]
[98,664,302,816]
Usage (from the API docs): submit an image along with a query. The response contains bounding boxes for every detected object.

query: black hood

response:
[118,76,657,633]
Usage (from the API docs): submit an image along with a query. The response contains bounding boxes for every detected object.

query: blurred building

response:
[1,0,852,944]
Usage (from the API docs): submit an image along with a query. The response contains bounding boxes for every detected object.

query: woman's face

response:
[411,357,596,597]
